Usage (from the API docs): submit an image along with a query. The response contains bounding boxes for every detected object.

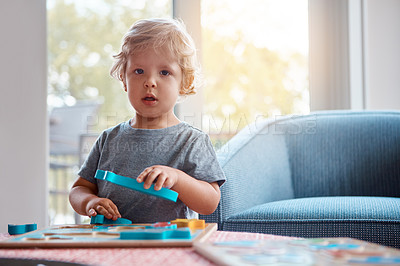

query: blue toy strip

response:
[8,223,37,235]
[120,228,191,240]
[90,215,132,225]
[95,170,178,202]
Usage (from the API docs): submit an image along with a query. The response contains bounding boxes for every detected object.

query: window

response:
[200,0,309,147]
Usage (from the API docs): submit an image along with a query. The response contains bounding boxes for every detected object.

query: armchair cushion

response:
[224,196,400,248]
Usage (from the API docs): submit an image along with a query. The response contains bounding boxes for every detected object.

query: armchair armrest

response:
[200,118,294,225]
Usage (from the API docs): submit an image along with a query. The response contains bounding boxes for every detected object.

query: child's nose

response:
[144,76,157,88]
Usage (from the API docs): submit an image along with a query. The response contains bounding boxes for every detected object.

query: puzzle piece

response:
[8,223,37,235]
[150,222,178,229]
[95,170,178,202]
[170,219,205,230]
[90,215,132,225]
[310,243,361,250]
[119,228,192,240]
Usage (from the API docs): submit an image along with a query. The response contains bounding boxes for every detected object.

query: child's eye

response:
[160,70,170,76]
[134,69,144,74]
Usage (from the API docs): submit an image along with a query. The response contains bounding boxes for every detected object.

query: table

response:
[0,231,293,265]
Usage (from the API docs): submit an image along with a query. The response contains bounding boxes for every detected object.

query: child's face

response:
[124,46,182,126]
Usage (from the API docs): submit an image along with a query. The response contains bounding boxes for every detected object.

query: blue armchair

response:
[200,110,400,248]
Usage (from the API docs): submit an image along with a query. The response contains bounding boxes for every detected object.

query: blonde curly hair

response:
[110,18,200,96]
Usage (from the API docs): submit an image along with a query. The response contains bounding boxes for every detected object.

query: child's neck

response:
[130,114,181,129]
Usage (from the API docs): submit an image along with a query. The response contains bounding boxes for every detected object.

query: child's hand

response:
[136,165,179,191]
[86,197,121,220]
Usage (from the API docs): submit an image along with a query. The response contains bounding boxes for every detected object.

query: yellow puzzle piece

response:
[170,219,205,230]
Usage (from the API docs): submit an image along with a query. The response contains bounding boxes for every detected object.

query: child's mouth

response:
[142,95,158,105]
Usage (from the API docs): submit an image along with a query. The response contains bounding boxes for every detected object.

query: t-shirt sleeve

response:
[182,133,226,187]
[77,133,103,184]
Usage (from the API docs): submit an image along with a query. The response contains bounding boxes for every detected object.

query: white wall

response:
[365,0,400,109]
[309,0,400,111]
[0,0,48,230]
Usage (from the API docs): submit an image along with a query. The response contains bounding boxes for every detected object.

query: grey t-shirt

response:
[78,121,226,223]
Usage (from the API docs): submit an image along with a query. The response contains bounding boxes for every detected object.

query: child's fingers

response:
[88,208,97,217]
[87,197,120,220]
[96,204,118,220]
[162,178,174,190]
[143,168,161,189]
[95,205,111,219]
[154,173,168,191]
[136,167,153,183]
[110,203,121,218]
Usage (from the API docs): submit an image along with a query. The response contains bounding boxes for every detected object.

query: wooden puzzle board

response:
[0,223,217,248]
[194,237,400,265]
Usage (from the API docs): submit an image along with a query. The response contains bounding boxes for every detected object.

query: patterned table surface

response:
[0,231,293,265]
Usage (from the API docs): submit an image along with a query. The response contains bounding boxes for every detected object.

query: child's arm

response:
[69,177,121,220]
[136,165,221,215]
